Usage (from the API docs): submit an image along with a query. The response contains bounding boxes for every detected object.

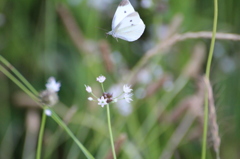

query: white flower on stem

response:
[96,75,106,83]
[46,77,61,92]
[88,97,93,101]
[45,109,52,116]
[98,96,108,107]
[124,93,133,103]
[113,98,118,103]
[123,85,132,93]
[85,85,92,93]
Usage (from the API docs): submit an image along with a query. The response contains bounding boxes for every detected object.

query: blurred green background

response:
[0,0,240,158]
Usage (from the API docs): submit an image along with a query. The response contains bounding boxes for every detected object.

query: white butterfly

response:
[107,0,145,42]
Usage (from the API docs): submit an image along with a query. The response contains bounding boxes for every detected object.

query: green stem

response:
[0,60,94,159]
[201,0,218,158]
[36,110,47,159]
[51,111,94,159]
[106,104,117,159]
[0,55,39,96]
[100,83,105,92]
[0,65,40,103]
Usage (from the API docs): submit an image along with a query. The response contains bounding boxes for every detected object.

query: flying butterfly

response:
[107,0,146,42]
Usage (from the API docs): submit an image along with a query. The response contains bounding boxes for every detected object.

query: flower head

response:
[102,92,113,103]
[85,85,92,93]
[46,77,61,92]
[98,96,108,107]
[45,109,52,116]
[123,85,132,93]
[88,97,93,101]
[96,75,106,83]
[124,93,133,103]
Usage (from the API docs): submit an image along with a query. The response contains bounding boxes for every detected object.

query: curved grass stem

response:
[0,55,39,96]
[201,0,218,158]
[0,65,40,103]
[51,111,95,159]
[36,110,47,159]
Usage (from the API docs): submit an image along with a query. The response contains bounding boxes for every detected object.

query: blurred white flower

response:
[88,0,112,11]
[116,100,132,116]
[123,85,132,93]
[137,69,152,84]
[85,85,92,93]
[96,75,106,83]
[46,77,61,92]
[141,0,152,8]
[88,97,93,101]
[163,80,174,92]
[124,93,133,103]
[220,57,236,73]
[45,109,52,116]
[98,96,108,107]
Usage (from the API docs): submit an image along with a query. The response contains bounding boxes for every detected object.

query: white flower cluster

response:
[40,77,61,110]
[85,75,133,108]
[46,77,61,92]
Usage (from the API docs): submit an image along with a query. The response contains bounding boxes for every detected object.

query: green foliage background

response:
[0,0,240,158]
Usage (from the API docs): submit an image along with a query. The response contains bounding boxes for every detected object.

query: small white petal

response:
[88,97,93,101]
[46,77,61,92]
[113,98,118,103]
[124,93,133,103]
[85,85,92,93]
[98,96,107,107]
[96,75,106,83]
[123,85,132,93]
[45,109,52,116]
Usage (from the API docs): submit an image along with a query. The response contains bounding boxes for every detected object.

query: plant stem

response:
[36,110,47,159]
[51,111,94,159]
[100,83,105,92]
[0,55,39,96]
[0,65,40,103]
[106,104,117,159]
[0,60,94,159]
[201,0,218,158]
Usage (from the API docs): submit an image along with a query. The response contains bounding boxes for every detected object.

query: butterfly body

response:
[107,0,145,42]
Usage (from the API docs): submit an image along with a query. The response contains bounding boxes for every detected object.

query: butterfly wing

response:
[114,12,145,42]
[112,0,135,29]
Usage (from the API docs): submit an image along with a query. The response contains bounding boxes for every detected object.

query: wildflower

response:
[40,89,59,106]
[116,100,132,116]
[85,85,92,93]
[102,92,113,103]
[45,109,52,116]
[84,75,134,110]
[123,85,132,93]
[98,96,108,107]
[96,75,106,83]
[88,97,93,101]
[46,77,61,92]
[40,77,60,106]
[124,93,133,103]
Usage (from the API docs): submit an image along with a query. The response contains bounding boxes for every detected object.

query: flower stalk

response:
[107,104,117,159]
[36,109,47,159]
[201,0,218,158]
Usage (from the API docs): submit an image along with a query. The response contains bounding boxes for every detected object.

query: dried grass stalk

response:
[204,77,221,159]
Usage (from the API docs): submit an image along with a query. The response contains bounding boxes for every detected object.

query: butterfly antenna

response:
[96,27,108,32]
